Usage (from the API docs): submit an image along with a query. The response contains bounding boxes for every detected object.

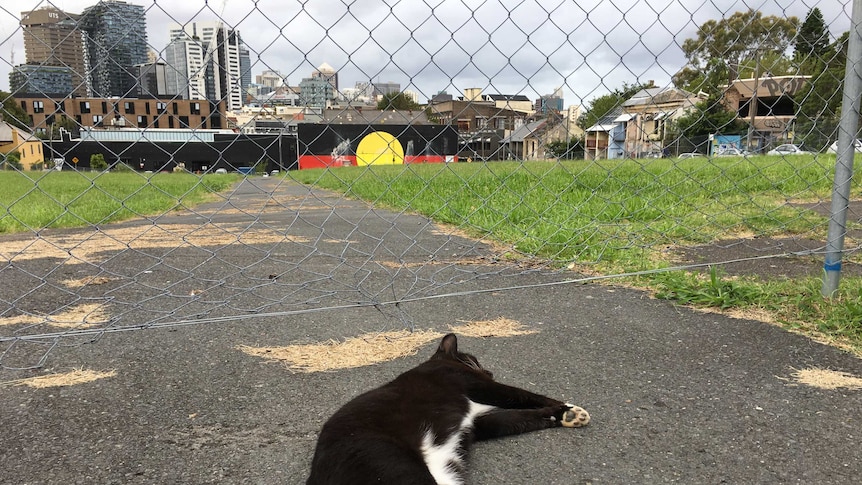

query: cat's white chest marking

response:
[421,399,495,485]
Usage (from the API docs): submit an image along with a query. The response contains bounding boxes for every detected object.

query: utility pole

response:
[747,50,761,153]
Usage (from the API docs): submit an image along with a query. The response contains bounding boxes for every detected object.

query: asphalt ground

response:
[2,177,862,484]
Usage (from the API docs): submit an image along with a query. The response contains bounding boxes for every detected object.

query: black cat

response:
[307,333,590,484]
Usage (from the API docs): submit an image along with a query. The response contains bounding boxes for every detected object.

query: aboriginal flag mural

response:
[297,123,459,169]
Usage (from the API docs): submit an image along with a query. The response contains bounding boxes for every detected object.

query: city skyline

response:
[0,0,854,107]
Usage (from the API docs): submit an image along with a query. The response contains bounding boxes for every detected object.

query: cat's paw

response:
[560,403,590,428]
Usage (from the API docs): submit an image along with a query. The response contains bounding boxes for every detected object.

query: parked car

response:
[827,139,862,154]
[767,144,812,156]
[677,152,703,159]
[715,147,749,157]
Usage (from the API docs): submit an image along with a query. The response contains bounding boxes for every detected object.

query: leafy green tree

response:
[90,153,108,171]
[794,8,831,73]
[377,92,421,111]
[0,91,32,130]
[671,94,747,138]
[676,10,798,93]
[2,151,22,170]
[579,82,652,129]
[546,137,585,159]
[794,32,849,150]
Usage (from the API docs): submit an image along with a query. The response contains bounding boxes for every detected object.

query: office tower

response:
[80,0,148,97]
[312,63,338,93]
[167,21,245,111]
[19,6,86,96]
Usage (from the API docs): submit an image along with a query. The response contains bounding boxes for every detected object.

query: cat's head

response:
[432,333,494,379]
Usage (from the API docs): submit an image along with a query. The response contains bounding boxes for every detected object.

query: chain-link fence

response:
[0,0,859,370]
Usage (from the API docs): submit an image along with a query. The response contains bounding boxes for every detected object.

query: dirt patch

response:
[0,368,116,388]
[0,223,308,263]
[237,317,536,372]
[0,303,110,328]
[785,367,862,391]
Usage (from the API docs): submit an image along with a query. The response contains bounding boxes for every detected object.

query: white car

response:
[767,144,812,156]
[827,139,862,154]
[715,147,749,157]
[677,152,703,159]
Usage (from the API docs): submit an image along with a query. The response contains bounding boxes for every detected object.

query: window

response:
[137,115,147,127]
[55,101,65,112]
[200,116,207,128]
[80,101,91,114]
[157,102,167,113]
[153,119,160,128]
[124,102,135,114]
[477,117,488,129]
[102,101,109,113]
[93,115,104,125]
[145,103,151,115]
[179,116,189,128]
[168,117,175,128]
[172,102,179,114]
[33,101,44,113]
[191,102,201,115]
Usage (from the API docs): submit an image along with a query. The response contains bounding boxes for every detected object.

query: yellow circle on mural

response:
[356,131,404,166]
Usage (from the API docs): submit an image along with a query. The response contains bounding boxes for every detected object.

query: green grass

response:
[0,171,240,233]
[291,155,862,353]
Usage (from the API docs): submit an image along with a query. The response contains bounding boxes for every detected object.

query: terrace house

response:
[0,120,44,170]
[621,86,704,157]
[584,107,627,160]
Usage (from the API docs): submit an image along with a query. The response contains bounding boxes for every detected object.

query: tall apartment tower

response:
[79,0,148,97]
[312,63,338,93]
[19,7,87,96]
[166,21,247,112]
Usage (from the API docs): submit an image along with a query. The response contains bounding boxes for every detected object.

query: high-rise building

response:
[256,70,286,89]
[80,0,148,97]
[167,21,246,112]
[19,6,86,96]
[164,38,207,100]
[131,61,171,97]
[372,82,400,99]
[299,77,334,108]
[9,65,74,96]
[312,63,338,93]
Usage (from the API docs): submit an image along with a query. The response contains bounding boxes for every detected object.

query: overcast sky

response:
[0,0,854,107]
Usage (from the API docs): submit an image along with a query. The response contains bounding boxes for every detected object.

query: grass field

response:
[291,155,862,354]
[0,170,239,233]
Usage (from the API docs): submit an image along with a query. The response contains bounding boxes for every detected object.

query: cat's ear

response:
[437,333,458,356]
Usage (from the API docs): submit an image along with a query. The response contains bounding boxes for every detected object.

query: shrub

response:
[90,153,108,171]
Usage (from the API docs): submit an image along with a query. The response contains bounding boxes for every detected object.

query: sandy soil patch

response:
[0,223,309,263]
[237,317,536,372]
[0,303,110,328]
[1,368,116,388]
[787,367,862,391]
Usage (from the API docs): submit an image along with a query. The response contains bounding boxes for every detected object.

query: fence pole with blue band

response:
[822,0,862,297]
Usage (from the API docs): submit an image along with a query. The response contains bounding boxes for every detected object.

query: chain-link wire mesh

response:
[0,0,859,370]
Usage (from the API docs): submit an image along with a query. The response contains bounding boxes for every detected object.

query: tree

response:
[676,10,797,92]
[377,92,421,111]
[546,137,584,159]
[2,151,22,170]
[90,153,108,171]
[671,94,747,139]
[0,91,31,131]
[794,32,849,150]
[794,8,831,73]
[579,82,652,129]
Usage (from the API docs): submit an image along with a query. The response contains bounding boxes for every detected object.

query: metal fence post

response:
[822,0,862,297]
